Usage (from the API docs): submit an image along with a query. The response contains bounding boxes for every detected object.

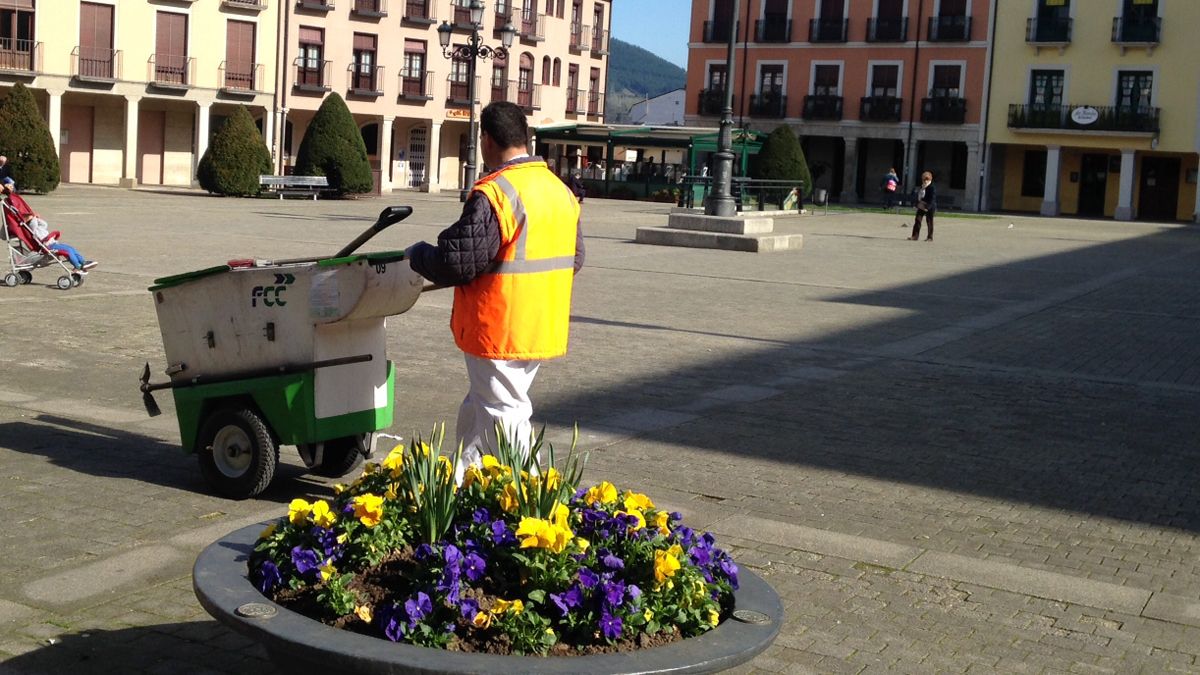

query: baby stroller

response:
[2,193,85,290]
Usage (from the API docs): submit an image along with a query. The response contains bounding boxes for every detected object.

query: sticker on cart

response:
[310,271,341,319]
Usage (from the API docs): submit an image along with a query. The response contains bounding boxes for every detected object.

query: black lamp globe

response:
[500,22,516,48]
[469,0,485,25]
[437,21,453,49]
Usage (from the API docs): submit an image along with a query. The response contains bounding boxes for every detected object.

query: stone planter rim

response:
[194,521,783,674]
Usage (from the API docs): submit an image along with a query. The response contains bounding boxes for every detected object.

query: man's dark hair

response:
[480,102,528,150]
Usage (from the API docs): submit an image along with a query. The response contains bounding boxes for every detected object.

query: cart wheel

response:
[3,272,17,287]
[309,435,366,478]
[196,407,278,499]
[72,273,85,287]
[56,275,72,290]
[18,270,32,285]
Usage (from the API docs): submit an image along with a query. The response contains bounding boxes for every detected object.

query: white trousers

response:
[455,352,541,483]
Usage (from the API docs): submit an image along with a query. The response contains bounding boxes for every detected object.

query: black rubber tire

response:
[310,435,365,478]
[18,270,32,284]
[196,407,278,499]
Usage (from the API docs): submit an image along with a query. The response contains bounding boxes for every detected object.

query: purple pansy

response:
[599,610,623,640]
[718,557,739,589]
[459,598,480,620]
[253,560,282,593]
[290,546,320,576]
[601,579,626,607]
[491,520,516,546]
[601,551,625,570]
[404,591,433,627]
[550,586,583,616]
[414,543,435,560]
[577,567,599,589]
[472,507,491,524]
[626,583,641,600]
[463,552,487,582]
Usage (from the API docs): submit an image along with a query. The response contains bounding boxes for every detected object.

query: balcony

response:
[566,87,584,114]
[351,0,387,18]
[518,9,545,41]
[586,90,603,117]
[591,28,608,54]
[803,94,842,120]
[493,3,513,30]
[222,0,266,10]
[749,93,786,118]
[452,0,475,29]
[810,18,848,43]
[928,15,971,41]
[921,97,966,124]
[697,88,729,116]
[1007,103,1159,134]
[867,17,907,42]
[1112,16,1160,51]
[219,61,263,93]
[570,24,590,51]
[148,53,194,89]
[702,20,736,43]
[348,63,384,96]
[860,95,902,122]
[490,79,510,103]
[0,39,41,75]
[755,17,791,43]
[399,70,434,100]
[296,0,334,11]
[446,75,478,106]
[293,58,331,92]
[72,46,120,82]
[1026,17,1072,46]
[515,81,541,111]
[402,0,436,24]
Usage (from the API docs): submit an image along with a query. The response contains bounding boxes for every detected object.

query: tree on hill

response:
[605,38,687,122]
[752,125,812,199]
[196,105,272,196]
[294,93,372,195]
[0,83,60,193]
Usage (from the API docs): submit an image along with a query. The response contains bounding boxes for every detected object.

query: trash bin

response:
[140,207,424,499]
[813,188,828,206]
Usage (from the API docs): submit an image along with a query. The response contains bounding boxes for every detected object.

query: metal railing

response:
[148,53,193,87]
[867,16,907,42]
[922,97,966,123]
[348,63,384,94]
[0,39,40,73]
[703,20,736,43]
[294,58,331,90]
[72,46,120,80]
[749,93,786,118]
[297,0,335,10]
[222,0,266,9]
[587,90,603,116]
[452,0,473,27]
[1112,16,1160,44]
[519,9,545,40]
[591,28,609,54]
[515,80,541,110]
[566,87,584,113]
[755,17,791,42]
[403,0,434,22]
[446,75,479,106]
[928,15,970,41]
[220,61,262,91]
[803,94,842,120]
[1007,103,1159,133]
[697,88,729,116]
[860,95,902,122]
[570,23,590,50]
[399,70,434,98]
[679,176,807,213]
[351,0,387,16]
[1026,17,1072,43]
[809,18,847,42]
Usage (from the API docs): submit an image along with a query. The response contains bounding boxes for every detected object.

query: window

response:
[931,64,962,98]
[449,58,469,101]
[1029,69,1063,107]
[79,1,115,79]
[518,52,534,107]
[707,63,727,91]
[567,62,579,91]
[0,4,35,72]
[492,63,508,101]
[951,143,967,189]
[552,57,561,86]
[812,64,839,95]
[1021,149,1047,197]
[541,55,550,85]
[224,19,256,89]
[155,12,188,85]
[588,66,600,113]
[759,64,783,94]
[352,33,378,91]
[556,0,564,19]
[871,64,899,97]
[403,39,426,95]
[298,26,324,86]
[1116,71,1153,112]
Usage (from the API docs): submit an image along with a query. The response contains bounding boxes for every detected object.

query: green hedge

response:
[0,83,60,193]
[196,105,272,196]
[294,94,373,194]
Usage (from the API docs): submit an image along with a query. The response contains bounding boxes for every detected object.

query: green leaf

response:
[526,589,546,604]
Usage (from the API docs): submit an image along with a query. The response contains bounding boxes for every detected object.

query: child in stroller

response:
[2,178,97,288]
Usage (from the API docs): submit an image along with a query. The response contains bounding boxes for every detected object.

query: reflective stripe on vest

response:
[485,174,576,275]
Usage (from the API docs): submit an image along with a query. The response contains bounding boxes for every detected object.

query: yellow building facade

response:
[984,0,1198,222]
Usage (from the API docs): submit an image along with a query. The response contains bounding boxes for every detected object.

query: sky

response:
[611,0,692,69]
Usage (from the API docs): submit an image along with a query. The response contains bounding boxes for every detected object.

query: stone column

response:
[426,121,442,193]
[195,102,212,184]
[261,108,275,169]
[47,90,63,155]
[380,116,394,193]
[839,137,859,204]
[120,95,141,188]
[1115,149,1136,221]
[963,141,982,212]
[1040,145,1061,216]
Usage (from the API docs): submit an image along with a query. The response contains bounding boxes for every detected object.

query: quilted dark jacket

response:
[408,156,584,287]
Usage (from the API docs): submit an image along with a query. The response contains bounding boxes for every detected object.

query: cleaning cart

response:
[140,206,424,499]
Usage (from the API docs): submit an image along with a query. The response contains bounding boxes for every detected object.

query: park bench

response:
[258,175,330,200]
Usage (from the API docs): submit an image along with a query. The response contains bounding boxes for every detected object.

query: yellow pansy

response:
[544,467,563,490]
[462,465,486,489]
[654,510,671,534]
[491,598,524,615]
[353,493,384,527]
[318,560,336,582]
[574,537,590,553]
[654,547,681,585]
[310,500,337,529]
[622,490,655,511]
[381,447,404,476]
[355,605,373,623]
[258,522,277,539]
[617,509,646,531]
[499,482,522,513]
[384,482,399,500]
[437,455,453,479]
[643,608,654,622]
[480,454,502,475]
[707,609,720,626]
[551,502,570,529]
[585,481,618,506]
[472,611,492,628]
[332,483,347,495]
[287,498,312,525]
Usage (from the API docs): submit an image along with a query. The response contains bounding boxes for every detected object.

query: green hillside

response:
[605,38,686,123]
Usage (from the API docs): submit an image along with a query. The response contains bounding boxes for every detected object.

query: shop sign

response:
[1070,107,1100,125]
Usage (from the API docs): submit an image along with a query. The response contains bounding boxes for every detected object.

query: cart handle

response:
[334,206,413,258]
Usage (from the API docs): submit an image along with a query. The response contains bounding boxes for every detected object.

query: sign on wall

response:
[1070,107,1100,125]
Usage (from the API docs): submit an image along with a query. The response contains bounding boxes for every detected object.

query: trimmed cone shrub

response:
[0,83,60,193]
[294,93,373,195]
[751,125,812,199]
[197,105,272,196]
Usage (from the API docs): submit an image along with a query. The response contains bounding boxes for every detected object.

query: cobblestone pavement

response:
[1,186,1198,674]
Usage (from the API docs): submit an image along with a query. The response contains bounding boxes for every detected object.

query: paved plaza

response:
[1,186,1199,674]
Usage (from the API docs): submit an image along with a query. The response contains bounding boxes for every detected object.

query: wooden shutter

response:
[354,32,376,50]
[156,12,187,58]
[79,2,113,51]
[226,20,255,71]
[298,26,323,45]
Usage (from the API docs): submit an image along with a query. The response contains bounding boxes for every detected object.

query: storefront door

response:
[1138,156,1180,221]
[1077,154,1108,217]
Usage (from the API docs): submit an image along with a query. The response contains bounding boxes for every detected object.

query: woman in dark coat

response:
[908,171,936,241]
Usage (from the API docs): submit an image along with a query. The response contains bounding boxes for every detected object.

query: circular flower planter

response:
[194,521,784,674]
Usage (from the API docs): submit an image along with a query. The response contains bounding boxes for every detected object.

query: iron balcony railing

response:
[867,16,907,42]
[222,0,266,9]
[72,46,120,81]
[446,75,479,106]
[860,95,902,122]
[1026,17,1072,43]
[0,39,41,73]
[809,18,848,42]
[513,80,540,110]
[570,23,590,50]
[490,78,510,103]
[348,63,384,95]
[399,70,434,99]
[928,15,970,41]
[148,53,194,87]
[591,28,608,54]
[452,0,474,28]
[566,87,584,114]
[351,0,387,17]
[697,88,729,116]
[803,94,842,120]
[220,61,262,91]
[749,93,786,118]
[921,97,967,123]
[587,90,603,116]
[297,0,335,11]
[1112,16,1161,44]
[403,0,435,23]
[702,20,736,43]
[293,57,331,91]
[519,9,545,41]
[1007,103,1159,133]
[755,17,791,42]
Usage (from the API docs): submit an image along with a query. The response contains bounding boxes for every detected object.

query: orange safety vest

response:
[451,160,581,360]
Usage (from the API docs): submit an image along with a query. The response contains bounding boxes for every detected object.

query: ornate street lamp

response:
[705,0,739,217]
[439,1,517,202]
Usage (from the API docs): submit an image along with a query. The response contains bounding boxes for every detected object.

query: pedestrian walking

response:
[908,171,937,241]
